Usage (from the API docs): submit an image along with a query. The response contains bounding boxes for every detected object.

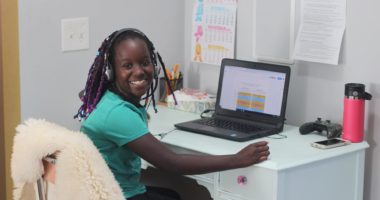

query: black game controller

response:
[299,118,342,139]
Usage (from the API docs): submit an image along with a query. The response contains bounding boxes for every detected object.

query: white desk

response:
[143,106,369,200]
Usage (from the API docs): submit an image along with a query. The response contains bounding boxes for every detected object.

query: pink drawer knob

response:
[237,175,247,185]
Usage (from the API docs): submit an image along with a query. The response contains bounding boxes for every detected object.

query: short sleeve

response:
[103,104,149,147]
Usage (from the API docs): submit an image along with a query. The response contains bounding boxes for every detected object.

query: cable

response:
[266,133,288,139]
[153,128,177,140]
[200,109,215,118]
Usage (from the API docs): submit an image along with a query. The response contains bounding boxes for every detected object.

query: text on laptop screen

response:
[219,65,286,117]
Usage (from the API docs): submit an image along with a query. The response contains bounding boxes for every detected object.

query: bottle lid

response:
[345,83,372,100]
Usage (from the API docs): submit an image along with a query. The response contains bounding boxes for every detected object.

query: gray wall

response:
[19,0,379,200]
[19,0,185,129]
[184,1,380,200]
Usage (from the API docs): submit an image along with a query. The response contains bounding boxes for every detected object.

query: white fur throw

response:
[11,118,124,200]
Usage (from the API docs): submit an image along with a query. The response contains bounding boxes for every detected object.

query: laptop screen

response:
[219,65,286,117]
[215,59,290,123]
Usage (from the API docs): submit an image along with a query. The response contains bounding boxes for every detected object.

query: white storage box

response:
[166,88,216,114]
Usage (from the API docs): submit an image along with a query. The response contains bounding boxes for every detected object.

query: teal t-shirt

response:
[81,90,149,198]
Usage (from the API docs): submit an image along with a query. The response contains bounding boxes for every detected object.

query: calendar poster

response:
[191,0,237,65]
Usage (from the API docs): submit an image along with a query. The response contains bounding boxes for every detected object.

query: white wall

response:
[19,0,185,129]
[184,0,380,200]
[18,0,379,200]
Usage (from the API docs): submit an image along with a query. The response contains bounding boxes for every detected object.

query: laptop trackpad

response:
[200,126,243,136]
[201,126,219,132]
[201,125,270,135]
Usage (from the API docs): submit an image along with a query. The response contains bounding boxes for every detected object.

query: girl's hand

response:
[235,141,270,167]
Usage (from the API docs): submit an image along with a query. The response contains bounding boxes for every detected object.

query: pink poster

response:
[192,0,237,65]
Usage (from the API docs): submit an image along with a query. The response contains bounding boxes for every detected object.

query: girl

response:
[75,28,270,200]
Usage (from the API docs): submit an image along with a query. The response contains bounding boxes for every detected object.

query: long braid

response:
[74,37,111,120]
[142,51,177,113]
[157,52,178,105]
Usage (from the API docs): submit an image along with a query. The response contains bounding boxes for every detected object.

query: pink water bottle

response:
[342,83,372,142]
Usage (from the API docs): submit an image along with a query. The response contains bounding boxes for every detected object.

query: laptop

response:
[174,58,291,142]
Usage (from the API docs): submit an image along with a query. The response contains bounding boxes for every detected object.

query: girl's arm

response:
[126,133,269,175]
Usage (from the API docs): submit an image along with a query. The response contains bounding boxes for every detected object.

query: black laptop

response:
[174,58,291,142]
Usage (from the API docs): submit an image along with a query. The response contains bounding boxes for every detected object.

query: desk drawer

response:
[217,191,249,200]
[187,173,216,198]
[187,173,215,182]
[218,167,276,200]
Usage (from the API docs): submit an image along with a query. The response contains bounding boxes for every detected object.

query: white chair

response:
[11,118,125,200]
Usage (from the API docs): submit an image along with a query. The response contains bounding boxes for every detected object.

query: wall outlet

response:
[61,17,89,52]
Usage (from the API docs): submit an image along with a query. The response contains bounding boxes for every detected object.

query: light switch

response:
[61,17,89,52]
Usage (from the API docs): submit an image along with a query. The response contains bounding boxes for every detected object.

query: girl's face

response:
[112,38,154,104]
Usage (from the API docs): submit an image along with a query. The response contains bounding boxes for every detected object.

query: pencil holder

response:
[159,77,183,102]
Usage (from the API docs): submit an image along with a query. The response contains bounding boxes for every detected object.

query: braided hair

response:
[74,28,177,120]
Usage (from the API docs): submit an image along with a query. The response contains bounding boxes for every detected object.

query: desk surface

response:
[149,105,369,171]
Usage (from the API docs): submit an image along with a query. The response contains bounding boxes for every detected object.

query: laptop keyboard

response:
[195,118,264,133]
